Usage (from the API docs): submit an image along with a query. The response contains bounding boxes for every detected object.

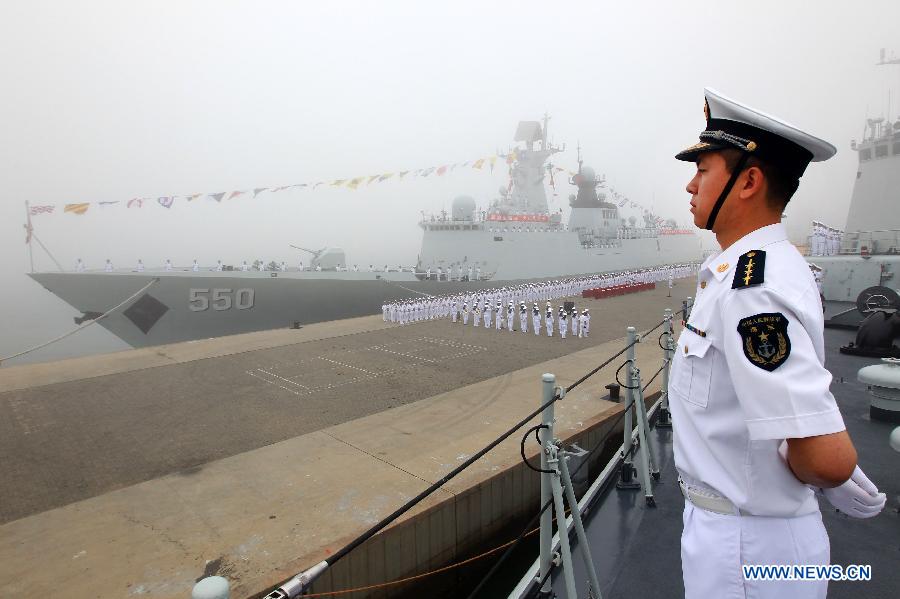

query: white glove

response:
[821,466,886,519]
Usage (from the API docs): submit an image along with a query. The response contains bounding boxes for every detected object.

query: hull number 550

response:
[189,288,255,311]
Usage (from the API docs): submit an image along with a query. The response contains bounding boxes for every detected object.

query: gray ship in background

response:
[806,49,900,326]
[27,118,701,349]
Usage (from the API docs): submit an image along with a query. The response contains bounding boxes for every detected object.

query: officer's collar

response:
[704,223,787,282]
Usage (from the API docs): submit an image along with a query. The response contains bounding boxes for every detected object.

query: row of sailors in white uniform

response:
[808,222,843,256]
[390,298,592,337]
[382,263,695,327]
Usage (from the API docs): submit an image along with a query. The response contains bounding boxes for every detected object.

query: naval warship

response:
[26,118,700,348]
[807,49,900,324]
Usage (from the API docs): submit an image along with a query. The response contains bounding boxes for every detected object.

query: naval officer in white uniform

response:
[671,88,885,599]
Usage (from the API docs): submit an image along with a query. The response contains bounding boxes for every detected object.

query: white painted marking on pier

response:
[256,369,310,389]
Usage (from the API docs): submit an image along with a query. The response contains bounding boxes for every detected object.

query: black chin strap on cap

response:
[704,151,751,231]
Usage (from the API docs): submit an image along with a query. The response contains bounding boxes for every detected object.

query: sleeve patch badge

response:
[737,312,791,371]
[732,250,766,289]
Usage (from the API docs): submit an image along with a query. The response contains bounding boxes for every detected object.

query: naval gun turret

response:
[290,245,347,270]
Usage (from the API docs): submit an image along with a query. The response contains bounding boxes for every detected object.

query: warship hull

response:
[29,233,700,348]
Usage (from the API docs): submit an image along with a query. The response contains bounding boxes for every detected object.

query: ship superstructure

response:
[417,118,698,281]
[807,49,900,304]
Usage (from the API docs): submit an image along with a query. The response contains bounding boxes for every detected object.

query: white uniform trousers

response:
[682,503,829,599]
[532,315,540,335]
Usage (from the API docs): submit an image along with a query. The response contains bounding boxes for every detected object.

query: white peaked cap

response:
[677,88,836,178]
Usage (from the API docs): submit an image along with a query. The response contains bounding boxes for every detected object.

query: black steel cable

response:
[316,391,563,573]
[466,400,641,599]
[564,338,637,394]
[640,317,667,338]
[642,363,666,392]
[658,331,671,351]
[615,360,638,389]
[521,425,553,474]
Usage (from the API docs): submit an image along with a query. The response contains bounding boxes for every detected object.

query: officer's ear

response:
[738,164,767,203]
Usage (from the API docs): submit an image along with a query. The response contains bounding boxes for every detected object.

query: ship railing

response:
[250,298,694,599]
[834,229,900,256]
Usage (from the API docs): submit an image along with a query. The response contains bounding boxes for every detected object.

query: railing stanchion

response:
[538,373,556,596]
[657,308,674,428]
[617,327,640,489]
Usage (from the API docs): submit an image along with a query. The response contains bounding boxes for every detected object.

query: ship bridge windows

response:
[859,148,872,161]
[893,141,900,156]
[875,144,888,158]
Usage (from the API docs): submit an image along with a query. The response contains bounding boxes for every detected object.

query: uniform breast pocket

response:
[671,332,714,408]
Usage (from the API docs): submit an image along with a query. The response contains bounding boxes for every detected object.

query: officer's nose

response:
[685,171,700,196]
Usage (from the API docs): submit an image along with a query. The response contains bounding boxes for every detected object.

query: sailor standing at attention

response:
[519,302,528,333]
[104,259,113,272]
[558,307,567,339]
[671,88,885,599]
[545,301,553,337]
[532,303,541,336]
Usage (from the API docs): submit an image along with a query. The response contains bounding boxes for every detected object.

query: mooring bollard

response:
[192,576,230,599]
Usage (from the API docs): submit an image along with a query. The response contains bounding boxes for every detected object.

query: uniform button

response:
[684,345,688,354]
[700,281,707,289]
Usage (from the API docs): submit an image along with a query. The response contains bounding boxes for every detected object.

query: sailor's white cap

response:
[676,88,836,179]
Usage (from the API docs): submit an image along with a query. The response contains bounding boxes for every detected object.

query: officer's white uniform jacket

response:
[669,223,846,517]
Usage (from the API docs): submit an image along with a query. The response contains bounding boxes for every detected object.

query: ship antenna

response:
[542,112,550,150]
[576,142,583,175]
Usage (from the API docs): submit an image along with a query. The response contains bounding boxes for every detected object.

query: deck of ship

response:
[506,325,899,599]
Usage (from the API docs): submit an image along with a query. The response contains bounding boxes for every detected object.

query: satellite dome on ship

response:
[451,195,476,221]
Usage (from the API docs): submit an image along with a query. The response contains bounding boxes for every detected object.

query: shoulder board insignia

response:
[732,250,766,289]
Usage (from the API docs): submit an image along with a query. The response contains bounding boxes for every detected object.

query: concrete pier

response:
[0,282,687,598]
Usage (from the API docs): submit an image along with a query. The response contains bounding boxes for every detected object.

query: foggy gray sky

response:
[1,1,899,363]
